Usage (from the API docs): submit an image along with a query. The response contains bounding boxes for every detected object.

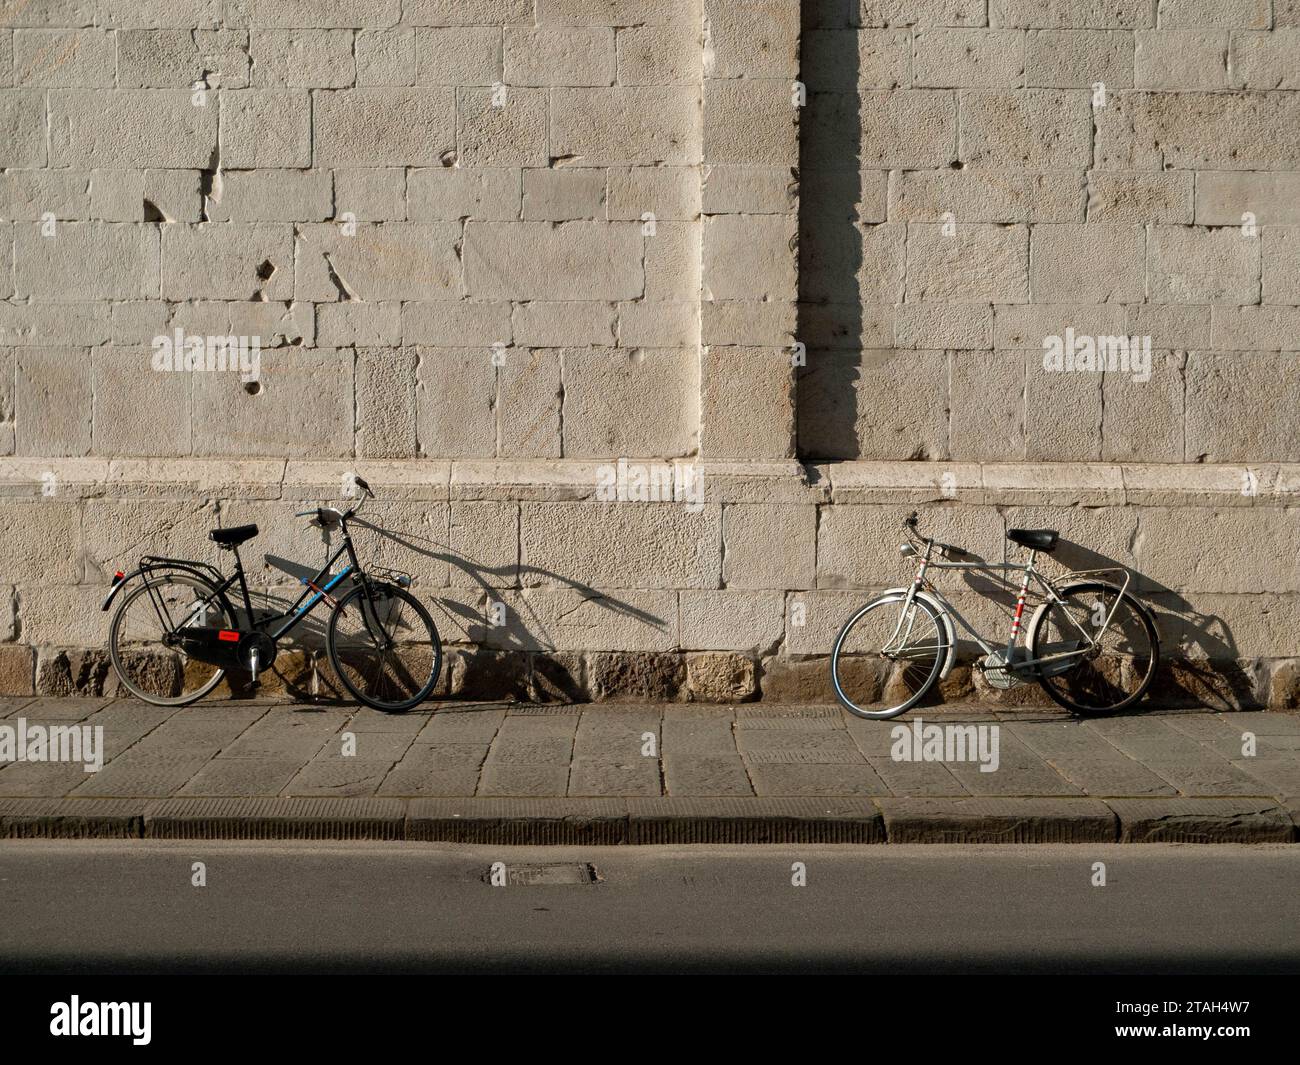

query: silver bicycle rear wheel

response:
[1030,582,1159,715]
[831,593,949,720]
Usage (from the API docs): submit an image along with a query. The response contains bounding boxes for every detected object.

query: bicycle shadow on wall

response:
[333,516,667,703]
[1025,539,1253,715]
[930,536,1250,717]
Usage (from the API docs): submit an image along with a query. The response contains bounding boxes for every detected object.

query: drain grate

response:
[483,862,600,886]
[745,749,867,765]
[737,706,840,720]
[507,706,583,717]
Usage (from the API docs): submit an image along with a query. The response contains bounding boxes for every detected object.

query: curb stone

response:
[1284,796,1299,834]
[1104,798,1296,844]
[145,797,406,841]
[407,799,630,845]
[0,797,1294,844]
[0,799,144,839]
[627,798,886,844]
[875,798,1118,844]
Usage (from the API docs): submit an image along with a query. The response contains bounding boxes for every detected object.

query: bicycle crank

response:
[239,631,278,681]
[175,628,277,679]
[979,649,1031,690]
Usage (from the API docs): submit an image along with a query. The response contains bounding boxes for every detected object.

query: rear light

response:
[112,571,125,585]
[218,630,240,642]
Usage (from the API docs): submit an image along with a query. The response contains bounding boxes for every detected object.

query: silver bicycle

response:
[830,511,1160,719]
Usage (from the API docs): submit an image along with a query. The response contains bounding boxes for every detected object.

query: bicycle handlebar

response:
[295,477,375,526]
[902,510,963,558]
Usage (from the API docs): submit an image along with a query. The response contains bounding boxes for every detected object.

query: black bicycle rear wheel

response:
[326,582,441,712]
[108,573,236,706]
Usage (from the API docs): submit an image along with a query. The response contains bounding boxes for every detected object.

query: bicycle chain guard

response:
[175,627,277,677]
[981,648,1030,690]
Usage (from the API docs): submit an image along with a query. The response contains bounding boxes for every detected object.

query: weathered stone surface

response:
[588,652,686,702]
[0,645,35,696]
[220,88,311,166]
[36,648,112,697]
[453,649,530,701]
[679,590,785,652]
[296,222,462,302]
[521,503,722,590]
[50,90,215,167]
[758,657,835,703]
[687,652,758,703]
[554,85,700,166]
[1031,223,1146,302]
[1267,661,1300,710]
[315,88,455,166]
[464,222,643,301]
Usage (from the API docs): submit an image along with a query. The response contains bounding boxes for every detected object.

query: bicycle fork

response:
[883,547,933,655]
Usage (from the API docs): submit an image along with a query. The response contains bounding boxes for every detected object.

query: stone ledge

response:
[1,458,1296,507]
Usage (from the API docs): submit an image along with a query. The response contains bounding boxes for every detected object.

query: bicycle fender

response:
[882,587,959,679]
[101,568,146,611]
[1023,579,1153,652]
[100,564,233,613]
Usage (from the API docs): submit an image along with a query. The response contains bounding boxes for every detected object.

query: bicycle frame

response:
[137,531,363,643]
[887,538,1132,675]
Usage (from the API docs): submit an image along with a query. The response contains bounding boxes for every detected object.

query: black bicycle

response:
[102,478,442,712]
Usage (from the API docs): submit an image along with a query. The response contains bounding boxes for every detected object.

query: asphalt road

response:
[1,842,1297,974]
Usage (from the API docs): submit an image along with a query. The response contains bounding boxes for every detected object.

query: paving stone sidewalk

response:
[1,698,1297,844]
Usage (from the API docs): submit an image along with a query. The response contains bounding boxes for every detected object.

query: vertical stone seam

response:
[694,0,708,460]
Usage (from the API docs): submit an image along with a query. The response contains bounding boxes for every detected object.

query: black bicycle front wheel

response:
[326,582,442,712]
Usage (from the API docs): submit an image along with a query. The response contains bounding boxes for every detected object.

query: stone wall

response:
[0,0,1295,707]
[798,0,1300,463]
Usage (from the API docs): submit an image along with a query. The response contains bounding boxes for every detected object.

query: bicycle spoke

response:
[832,595,947,719]
[1034,585,1157,714]
[328,584,439,710]
[109,575,232,705]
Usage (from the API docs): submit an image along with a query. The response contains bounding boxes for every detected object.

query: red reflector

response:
[218,630,240,642]
[113,571,125,581]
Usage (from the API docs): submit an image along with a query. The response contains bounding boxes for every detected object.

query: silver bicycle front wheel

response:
[831,593,949,720]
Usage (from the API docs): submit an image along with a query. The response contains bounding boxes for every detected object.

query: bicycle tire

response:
[1029,581,1159,715]
[326,582,442,712]
[831,592,950,721]
[108,572,237,706]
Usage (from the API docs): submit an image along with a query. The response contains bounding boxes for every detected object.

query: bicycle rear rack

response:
[1051,566,1134,646]
[1060,565,1132,596]
[138,555,225,584]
